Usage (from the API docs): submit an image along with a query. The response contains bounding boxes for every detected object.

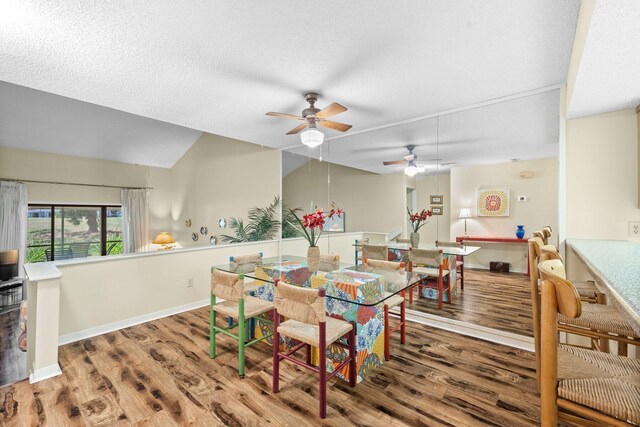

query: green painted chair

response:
[210,268,274,377]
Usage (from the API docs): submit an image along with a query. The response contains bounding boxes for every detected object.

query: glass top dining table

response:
[374,242,481,256]
[212,255,427,307]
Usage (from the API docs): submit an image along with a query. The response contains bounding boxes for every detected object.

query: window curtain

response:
[121,189,150,254]
[0,181,28,274]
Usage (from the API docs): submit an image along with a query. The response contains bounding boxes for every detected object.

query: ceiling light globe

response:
[300,128,324,148]
[404,165,418,177]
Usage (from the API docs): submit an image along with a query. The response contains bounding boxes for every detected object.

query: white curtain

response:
[121,189,150,253]
[0,181,28,274]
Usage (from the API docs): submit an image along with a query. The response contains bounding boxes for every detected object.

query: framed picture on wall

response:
[477,187,510,216]
[323,213,345,232]
[431,206,443,215]
[430,195,444,204]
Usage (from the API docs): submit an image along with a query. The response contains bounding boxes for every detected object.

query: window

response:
[27,205,123,263]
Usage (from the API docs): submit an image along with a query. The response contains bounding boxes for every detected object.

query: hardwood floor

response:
[0,306,540,426]
[0,308,27,387]
[407,269,534,337]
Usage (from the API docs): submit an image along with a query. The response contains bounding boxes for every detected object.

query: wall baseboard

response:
[397,308,534,351]
[29,363,62,384]
[58,298,210,346]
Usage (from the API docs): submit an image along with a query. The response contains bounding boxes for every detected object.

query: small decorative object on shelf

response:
[516,225,525,239]
[209,236,217,246]
[407,208,433,247]
[200,226,208,235]
[289,202,343,273]
[191,232,199,241]
[218,218,226,228]
[152,232,176,250]
[185,219,192,228]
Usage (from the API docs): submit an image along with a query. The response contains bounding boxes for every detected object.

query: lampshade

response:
[152,232,175,245]
[459,208,471,219]
[300,126,324,148]
[404,165,418,177]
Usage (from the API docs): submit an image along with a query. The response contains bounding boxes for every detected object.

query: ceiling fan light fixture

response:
[300,125,324,148]
[404,165,418,177]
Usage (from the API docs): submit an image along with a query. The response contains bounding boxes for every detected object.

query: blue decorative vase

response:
[516,225,525,239]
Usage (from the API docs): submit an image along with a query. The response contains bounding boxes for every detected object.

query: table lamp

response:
[152,232,176,250]
[459,208,471,236]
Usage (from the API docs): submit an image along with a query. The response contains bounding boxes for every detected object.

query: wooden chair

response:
[363,258,406,361]
[533,230,547,245]
[542,226,553,245]
[362,243,388,261]
[537,259,640,426]
[354,238,369,264]
[319,254,340,272]
[538,246,605,304]
[272,280,356,419]
[209,268,274,377]
[408,248,449,309]
[528,239,639,363]
[230,253,263,293]
[436,240,464,289]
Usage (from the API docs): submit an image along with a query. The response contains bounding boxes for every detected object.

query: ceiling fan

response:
[266,93,352,148]
[382,145,430,176]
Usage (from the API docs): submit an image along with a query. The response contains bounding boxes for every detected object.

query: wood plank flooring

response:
[0,308,27,387]
[0,306,540,426]
[407,269,534,337]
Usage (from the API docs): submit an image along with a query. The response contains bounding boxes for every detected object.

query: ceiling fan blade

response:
[286,122,309,135]
[318,120,352,132]
[382,160,407,166]
[266,112,304,120]
[316,103,347,119]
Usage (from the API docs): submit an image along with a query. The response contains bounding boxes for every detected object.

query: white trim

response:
[464,262,527,274]
[29,363,62,383]
[397,308,534,351]
[58,298,210,345]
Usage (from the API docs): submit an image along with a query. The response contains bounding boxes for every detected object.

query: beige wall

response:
[170,133,281,247]
[0,146,173,237]
[282,159,406,235]
[450,158,559,271]
[566,108,640,240]
[416,173,451,243]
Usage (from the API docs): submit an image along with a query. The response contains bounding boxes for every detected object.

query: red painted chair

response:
[362,257,406,361]
[408,248,449,310]
[272,280,356,419]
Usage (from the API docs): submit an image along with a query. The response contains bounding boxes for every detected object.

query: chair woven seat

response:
[213,296,274,319]
[277,317,353,347]
[455,260,463,268]
[557,345,640,425]
[411,266,450,277]
[385,294,404,309]
[558,303,639,339]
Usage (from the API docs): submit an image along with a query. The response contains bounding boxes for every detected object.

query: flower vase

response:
[516,225,525,239]
[410,232,420,247]
[307,246,320,272]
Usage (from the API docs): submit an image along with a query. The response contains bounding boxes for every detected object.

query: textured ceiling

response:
[0,81,202,168]
[0,0,580,168]
[568,0,640,118]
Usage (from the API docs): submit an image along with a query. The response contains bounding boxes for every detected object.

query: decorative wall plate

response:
[218,218,226,228]
[200,226,208,235]
[185,219,192,228]
[209,236,217,246]
[191,232,198,241]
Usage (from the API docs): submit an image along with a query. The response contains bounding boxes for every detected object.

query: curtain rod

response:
[0,178,153,190]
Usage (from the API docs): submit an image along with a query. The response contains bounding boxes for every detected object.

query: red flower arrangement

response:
[407,208,433,232]
[290,202,343,247]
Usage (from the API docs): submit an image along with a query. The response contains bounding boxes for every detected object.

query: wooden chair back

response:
[274,281,325,325]
[319,254,340,272]
[532,230,547,245]
[409,248,442,268]
[542,226,552,241]
[362,244,388,261]
[211,269,245,302]
[539,246,563,263]
[230,253,263,274]
[395,238,411,244]
[435,241,463,249]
